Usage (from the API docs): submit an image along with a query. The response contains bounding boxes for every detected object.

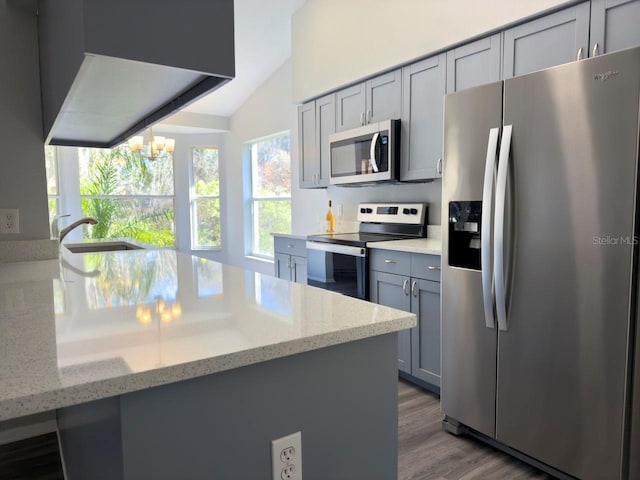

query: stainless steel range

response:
[306,203,428,300]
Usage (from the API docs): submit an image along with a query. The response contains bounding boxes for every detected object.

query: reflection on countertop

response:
[0,249,415,421]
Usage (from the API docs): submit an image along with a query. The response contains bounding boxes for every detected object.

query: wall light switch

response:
[0,209,19,234]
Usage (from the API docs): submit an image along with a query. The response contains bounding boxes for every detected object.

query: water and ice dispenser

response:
[448,201,482,270]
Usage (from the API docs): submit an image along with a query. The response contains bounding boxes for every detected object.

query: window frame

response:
[245,131,292,260]
[44,146,60,228]
[189,145,222,251]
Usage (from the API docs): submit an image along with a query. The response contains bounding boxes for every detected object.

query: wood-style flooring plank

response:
[398,380,553,480]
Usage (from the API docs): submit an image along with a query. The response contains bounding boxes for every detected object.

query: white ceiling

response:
[182,0,307,118]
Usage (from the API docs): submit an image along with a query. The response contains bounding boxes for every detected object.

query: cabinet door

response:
[503,2,590,78]
[590,0,640,56]
[335,83,366,132]
[410,278,441,387]
[370,271,412,373]
[315,93,335,187]
[298,102,317,188]
[291,256,307,285]
[365,69,402,124]
[275,253,291,280]
[446,34,501,93]
[400,53,446,182]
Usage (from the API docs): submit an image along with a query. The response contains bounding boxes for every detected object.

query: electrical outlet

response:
[272,431,302,480]
[0,209,19,234]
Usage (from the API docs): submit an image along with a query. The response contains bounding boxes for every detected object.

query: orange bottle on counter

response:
[326,200,335,233]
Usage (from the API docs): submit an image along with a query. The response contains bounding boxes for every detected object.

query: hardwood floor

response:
[398,379,552,480]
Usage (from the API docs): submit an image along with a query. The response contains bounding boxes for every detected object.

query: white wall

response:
[224,58,313,275]
[292,0,572,101]
[0,3,49,240]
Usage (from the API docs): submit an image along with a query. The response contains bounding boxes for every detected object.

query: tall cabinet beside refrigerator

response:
[441,46,640,480]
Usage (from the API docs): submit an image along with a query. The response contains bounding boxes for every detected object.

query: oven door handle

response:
[306,241,367,257]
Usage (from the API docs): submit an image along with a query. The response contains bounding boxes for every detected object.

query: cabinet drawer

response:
[369,249,411,275]
[274,237,307,257]
[411,253,441,281]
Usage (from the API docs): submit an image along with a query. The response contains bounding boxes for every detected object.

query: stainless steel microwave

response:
[329,119,400,185]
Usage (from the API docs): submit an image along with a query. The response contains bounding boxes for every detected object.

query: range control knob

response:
[410,208,418,215]
[360,208,366,214]
[366,208,373,214]
[403,208,410,214]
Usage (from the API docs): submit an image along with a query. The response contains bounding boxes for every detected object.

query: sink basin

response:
[63,241,145,253]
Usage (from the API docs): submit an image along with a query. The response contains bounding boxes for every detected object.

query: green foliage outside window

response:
[192,147,221,248]
[79,146,175,247]
[250,134,291,258]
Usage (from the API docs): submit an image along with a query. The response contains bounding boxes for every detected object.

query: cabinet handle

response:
[427,266,441,270]
[384,259,397,264]
[437,158,443,175]
[402,279,409,296]
[360,112,365,126]
[592,43,599,57]
[367,109,372,123]
[411,280,417,298]
[576,47,583,61]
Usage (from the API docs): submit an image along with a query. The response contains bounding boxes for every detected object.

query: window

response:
[44,146,59,226]
[190,147,221,249]
[247,133,291,258]
[79,146,175,247]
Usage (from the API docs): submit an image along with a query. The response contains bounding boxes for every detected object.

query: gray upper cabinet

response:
[299,95,335,189]
[410,279,441,387]
[336,70,402,132]
[366,70,403,124]
[446,34,502,93]
[315,94,335,187]
[298,102,317,188]
[502,2,590,78]
[590,0,640,56]
[336,83,367,131]
[400,54,446,182]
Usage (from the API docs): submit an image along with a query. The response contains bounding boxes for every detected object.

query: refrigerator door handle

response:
[481,127,500,329]
[494,125,513,332]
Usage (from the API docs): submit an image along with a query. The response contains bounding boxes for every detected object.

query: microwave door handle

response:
[369,132,380,172]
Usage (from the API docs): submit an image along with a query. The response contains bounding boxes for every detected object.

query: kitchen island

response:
[0,249,415,479]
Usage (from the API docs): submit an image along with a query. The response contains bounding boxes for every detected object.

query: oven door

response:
[305,242,368,299]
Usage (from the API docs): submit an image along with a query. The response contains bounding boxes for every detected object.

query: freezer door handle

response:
[494,125,512,331]
[481,127,500,329]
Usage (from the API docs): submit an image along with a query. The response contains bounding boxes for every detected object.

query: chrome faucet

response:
[54,216,99,243]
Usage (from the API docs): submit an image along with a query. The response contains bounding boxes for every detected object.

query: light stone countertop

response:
[366,238,442,256]
[0,249,415,421]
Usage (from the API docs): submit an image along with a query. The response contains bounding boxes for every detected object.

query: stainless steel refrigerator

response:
[441,46,640,480]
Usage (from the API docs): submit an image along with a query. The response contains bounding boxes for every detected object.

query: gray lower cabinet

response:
[590,0,640,56]
[400,54,446,181]
[370,271,412,373]
[369,250,441,389]
[336,69,402,132]
[410,278,441,386]
[503,2,590,78]
[446,33,502,93]
[274,236,307,284]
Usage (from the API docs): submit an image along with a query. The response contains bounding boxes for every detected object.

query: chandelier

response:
[127,126,175,161]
